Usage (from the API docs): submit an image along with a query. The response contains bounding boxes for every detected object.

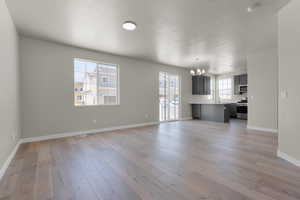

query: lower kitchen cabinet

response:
[192,104,201,119]
[192,104,230,123]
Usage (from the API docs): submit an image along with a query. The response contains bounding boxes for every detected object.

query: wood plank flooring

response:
[1,120,300,200]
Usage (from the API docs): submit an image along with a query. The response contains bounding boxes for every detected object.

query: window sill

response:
[74,104,120,107]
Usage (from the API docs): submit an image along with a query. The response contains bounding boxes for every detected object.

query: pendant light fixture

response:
[190,58,207,76]
[190,69,196,76]
[190,68,206,76]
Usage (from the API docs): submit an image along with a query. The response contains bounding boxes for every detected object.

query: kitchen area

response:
[190,70,248,123]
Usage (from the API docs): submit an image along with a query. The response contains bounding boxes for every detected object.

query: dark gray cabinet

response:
[234,74,247,95]
[204,76,211,95]
[192,104,230,123]
[192,104,201,119]
[227,103,237,118]
[192,76,211,95]
[198,76,205,95]
[234,76,240,95]
[192,76,198,95]
[240,74,247,85]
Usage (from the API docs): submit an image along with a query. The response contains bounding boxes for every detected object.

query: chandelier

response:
[190,68,206,76]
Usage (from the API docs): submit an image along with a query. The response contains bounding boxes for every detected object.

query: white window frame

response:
[74,58,120,107]
[218,77,233,100]
[158,71,182,122]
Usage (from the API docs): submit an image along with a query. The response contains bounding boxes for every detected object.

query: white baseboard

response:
[180,117,193,121]
[21,121,159,143]
[247,125,278,133]
[0,141,21,181]
[277,150,300,167]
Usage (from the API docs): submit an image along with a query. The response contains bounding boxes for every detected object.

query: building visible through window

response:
[74,59,119,106]
[218,78,232,99]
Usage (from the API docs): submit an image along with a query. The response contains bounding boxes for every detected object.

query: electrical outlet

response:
[11,131,16,141]
[93,119,97,124]
[145,114,149,119]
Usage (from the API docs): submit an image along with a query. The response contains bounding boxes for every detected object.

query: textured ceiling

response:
[6,0,289,74]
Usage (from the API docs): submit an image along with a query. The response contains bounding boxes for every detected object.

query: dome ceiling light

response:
[122,21,137,31]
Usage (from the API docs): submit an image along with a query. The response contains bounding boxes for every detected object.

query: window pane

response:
[98,64,118,105]
[74,60,97,106]
[218,78,232,100]
[74,59,119,106]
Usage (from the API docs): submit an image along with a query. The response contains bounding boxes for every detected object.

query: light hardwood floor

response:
[1,120,300,200]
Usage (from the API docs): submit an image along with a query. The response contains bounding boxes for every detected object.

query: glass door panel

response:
[159,72,180,122]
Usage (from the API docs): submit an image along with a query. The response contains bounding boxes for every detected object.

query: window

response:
[74,58,119,106]
[218,78,232,99]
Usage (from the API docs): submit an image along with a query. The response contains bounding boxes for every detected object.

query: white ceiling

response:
[6,0,289,74]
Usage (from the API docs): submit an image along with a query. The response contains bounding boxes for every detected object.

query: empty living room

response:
[1,0,300,199]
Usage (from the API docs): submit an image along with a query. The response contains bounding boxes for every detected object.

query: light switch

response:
[281,90,288,99]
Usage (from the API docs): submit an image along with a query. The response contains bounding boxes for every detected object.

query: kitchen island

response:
[191,103,231,123]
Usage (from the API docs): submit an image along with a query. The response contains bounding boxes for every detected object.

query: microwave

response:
[239,85,248,93]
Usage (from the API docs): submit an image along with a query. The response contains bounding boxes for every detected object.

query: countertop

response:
[189,102,236,105]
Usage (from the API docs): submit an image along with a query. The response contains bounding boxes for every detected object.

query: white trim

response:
[159,117,192,124]
[21,122,159,143]
[277,150,300,167]
[247,125,278,133]
[180,117,193,121]
[159,120,177,123]
[0,141,21,181]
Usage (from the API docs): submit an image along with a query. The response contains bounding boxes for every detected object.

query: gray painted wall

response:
[247,47,278,131]
[278,0,300,161]
[19,36,192,138]
[0,0,20,168]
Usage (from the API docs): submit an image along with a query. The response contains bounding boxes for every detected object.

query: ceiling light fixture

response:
[247,2,262,12]
[190,58,207,76]
[190,69,196,76]
[197,69,202,74]
[190,68,206,76]
[122,21,137,31]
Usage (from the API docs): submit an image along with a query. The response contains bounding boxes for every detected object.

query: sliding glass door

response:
[159,72,180,122]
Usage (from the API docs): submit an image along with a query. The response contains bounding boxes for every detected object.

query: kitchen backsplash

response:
[190,93,247,104]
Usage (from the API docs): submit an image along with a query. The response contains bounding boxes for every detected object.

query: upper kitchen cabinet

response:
[234,74,248,95]
[234,76,240,95]
[240,74,248,85]
[192,76,211,95]
[204,76,211,95]
[192,76,199,95]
